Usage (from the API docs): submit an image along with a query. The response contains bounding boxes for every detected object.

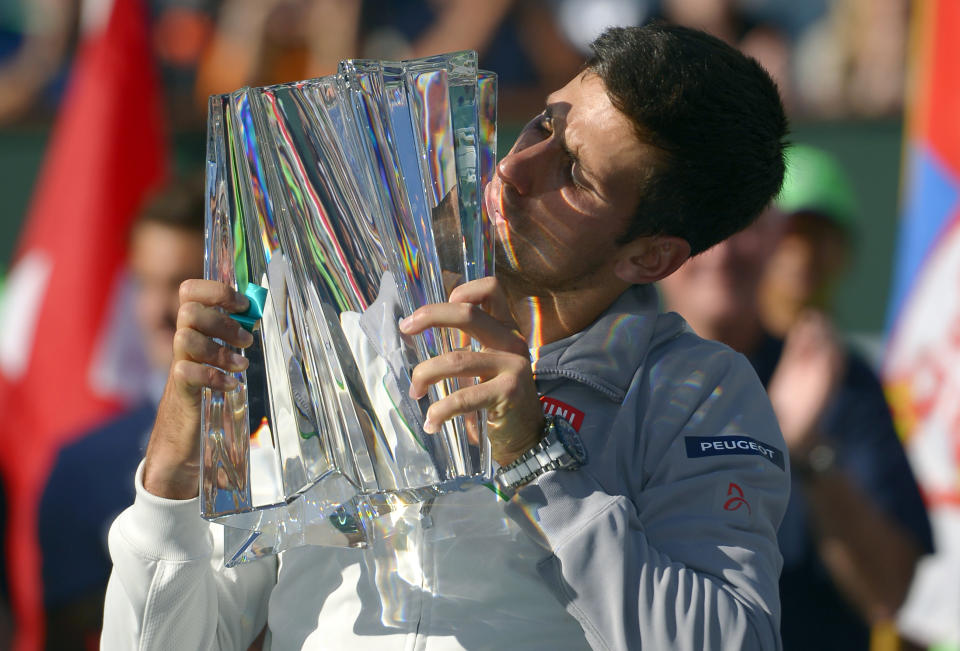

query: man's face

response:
[659,213,782,329]
[129,221,205,372]
[485,71,658,293]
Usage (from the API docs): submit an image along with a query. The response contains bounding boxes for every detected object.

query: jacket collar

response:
[532,284,687,402]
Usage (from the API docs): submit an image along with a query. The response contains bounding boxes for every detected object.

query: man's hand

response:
[399,277,545,467]
[766,310,846,457]
[143,280,254,499]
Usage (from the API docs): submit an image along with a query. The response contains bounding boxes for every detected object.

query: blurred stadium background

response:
[0,0,910,338]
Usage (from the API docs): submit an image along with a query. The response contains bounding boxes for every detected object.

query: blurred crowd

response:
[0,0,910,130]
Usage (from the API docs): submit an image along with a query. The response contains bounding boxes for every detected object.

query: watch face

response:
[553,416,587,466]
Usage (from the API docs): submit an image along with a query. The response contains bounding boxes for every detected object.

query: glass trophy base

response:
[214,471,487,567]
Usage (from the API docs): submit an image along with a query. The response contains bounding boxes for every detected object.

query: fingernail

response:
[399,315,413,332]
[230,353,248,370]
[238,328,254,346]
[423,417,437,434]
[225,375,239,390]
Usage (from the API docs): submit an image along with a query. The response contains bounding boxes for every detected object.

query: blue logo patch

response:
[685,435,785,470]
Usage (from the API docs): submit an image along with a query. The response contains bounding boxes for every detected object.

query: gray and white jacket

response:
[102,284,788,650]
[507,283,789,650]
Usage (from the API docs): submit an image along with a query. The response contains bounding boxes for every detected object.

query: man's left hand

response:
[399,277,544,466]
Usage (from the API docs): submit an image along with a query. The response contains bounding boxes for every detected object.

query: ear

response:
[613,235,691,284]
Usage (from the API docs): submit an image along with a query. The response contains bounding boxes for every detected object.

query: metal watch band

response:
[494,414,586,494]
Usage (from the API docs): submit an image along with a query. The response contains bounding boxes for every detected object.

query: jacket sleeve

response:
[505,345,790,650]
[101,462,275,650]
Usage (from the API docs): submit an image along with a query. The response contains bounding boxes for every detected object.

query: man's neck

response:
[500,277,631,348]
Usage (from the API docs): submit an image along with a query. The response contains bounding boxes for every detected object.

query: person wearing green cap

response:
[759,144,856,338]
[661,144,933,650]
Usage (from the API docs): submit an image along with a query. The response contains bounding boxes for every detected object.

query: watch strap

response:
[494,414,585,494]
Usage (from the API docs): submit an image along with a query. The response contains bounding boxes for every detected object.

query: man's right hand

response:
[142,280,254,499]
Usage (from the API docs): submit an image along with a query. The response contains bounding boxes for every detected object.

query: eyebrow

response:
[544,103,599,187]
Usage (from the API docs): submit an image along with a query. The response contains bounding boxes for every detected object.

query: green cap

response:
[776,144,858,228]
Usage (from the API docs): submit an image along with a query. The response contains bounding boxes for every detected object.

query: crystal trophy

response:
[201,51,498,566]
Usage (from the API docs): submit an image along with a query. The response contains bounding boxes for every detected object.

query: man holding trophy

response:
[103,23,790,650]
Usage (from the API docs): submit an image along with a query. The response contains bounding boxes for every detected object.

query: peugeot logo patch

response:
[685,435,785,470]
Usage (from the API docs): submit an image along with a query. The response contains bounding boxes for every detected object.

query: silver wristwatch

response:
[494,414,587,494]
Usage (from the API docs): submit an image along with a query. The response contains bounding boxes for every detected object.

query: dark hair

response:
[588,23,788,255]
[134,173,206,234]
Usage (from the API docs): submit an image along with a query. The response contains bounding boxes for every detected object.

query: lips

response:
[484,177,506,227]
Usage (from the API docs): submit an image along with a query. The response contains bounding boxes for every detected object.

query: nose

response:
[496,135,549,196]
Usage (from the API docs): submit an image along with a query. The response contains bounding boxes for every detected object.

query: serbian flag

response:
[0,0,166,647]
[883,0,960,645]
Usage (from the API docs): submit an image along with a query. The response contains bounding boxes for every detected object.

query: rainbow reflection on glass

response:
[201,51,497,567]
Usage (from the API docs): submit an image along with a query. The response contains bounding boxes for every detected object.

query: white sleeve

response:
[102,461,275,651]
[506,350,789,650]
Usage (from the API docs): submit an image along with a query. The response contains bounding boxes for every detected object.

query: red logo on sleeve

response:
[724,482,751,515]
[540,396,585,432]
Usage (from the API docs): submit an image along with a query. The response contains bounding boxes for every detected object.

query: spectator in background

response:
[37,177,205,650]
[0,0,78,125]
[195,0,515,112]
[658,0,795,112]
[194,0,587,125]
[195,0,363,105]
[151,2,216,130]
[360,0,554,123]
[659,144,934,650]
[360,0,514,62]
[547,0,652,56]
[793,0,909,118]
[758,144,855,339]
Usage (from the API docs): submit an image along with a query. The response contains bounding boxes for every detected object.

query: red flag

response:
[0,0,167,647]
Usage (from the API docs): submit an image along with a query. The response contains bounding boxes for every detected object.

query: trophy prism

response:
[201,51,498,566]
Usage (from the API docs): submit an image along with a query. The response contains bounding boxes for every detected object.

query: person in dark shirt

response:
[659,144,933,650]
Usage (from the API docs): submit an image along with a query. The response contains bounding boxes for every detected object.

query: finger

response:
[421,371,532,434]
[400,303,527,356]
[171,358,240,400]
[177,301,255,350]
[409,349,526,399]
[423,380,500,434]
[447,277,516,326]
[179,279,249,313]
[174,328,250,372]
